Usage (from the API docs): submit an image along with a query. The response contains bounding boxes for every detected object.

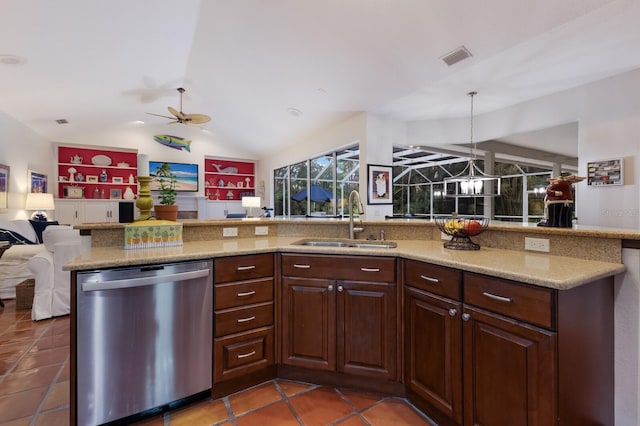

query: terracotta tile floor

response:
[0,300,435,425]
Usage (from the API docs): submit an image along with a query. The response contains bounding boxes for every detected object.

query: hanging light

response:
[443,91,501,197]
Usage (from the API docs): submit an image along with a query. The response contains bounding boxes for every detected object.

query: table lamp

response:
[241,196,261,219]
[25,193,55,221]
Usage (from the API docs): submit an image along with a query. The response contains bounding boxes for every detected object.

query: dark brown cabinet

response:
[213,254,275,385]
[404,259,614,426]
[281,254,398,381]
[404,260,463,424]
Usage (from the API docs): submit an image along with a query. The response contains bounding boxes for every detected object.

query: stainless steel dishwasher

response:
[75,260,213,425]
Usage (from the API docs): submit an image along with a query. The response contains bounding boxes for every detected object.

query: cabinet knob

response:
[328,285,333,291]
[338,285,344,292]
[462,313,471,321]
[448,308,457,316]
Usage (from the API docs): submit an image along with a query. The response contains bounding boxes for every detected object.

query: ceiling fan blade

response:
[168,106,186,121]
[146,112,177,120]
[184,114,211,125]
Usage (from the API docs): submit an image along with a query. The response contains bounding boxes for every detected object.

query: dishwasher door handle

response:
[82,269,211,292]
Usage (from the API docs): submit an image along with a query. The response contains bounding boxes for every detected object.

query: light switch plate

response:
[255,226,269,235]
[223,227,238,237]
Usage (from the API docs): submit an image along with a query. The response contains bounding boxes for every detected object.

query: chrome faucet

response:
[348,190,365,239]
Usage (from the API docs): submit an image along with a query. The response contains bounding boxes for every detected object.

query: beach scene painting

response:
[149,161,199,192]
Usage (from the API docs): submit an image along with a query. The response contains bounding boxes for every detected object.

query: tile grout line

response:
[0,317,56,383]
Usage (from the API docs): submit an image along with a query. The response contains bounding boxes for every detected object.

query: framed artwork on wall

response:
[110,188,122,199]
[367,164,392,205]
[28,170,47,193]
[0,164,8,210]
[587,158,623,186]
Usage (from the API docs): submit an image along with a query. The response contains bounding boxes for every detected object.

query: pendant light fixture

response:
[443,91,501,197]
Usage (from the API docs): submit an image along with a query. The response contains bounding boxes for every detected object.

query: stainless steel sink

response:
[292,239,397,249]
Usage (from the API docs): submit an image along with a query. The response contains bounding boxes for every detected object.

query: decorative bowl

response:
[435,215,489,250]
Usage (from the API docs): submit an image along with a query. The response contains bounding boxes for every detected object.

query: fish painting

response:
[153,134,192,152]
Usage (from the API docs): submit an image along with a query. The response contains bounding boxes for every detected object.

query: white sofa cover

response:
[27,225,86,320]
[0,220,45,299]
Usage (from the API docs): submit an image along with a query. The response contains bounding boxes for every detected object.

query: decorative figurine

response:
[100,169,108,182]
[538,175,585,227]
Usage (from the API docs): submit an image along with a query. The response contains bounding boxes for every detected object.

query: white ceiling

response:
[1,0,639,157]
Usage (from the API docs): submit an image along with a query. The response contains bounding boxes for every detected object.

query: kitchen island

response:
[66,219,628,425]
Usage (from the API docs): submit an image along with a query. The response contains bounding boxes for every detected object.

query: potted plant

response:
[153,162,179,221]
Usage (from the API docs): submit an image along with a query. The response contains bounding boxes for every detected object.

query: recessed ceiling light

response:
[317,88,327,95]
[0,55,27,66]
[287,107,302,117]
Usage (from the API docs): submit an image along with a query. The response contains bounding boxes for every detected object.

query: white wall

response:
[0,111,52,220]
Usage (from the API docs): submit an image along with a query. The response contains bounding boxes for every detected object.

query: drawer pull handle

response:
[293,264,311,269]
[420,275,440,283]
[361,267,380,272]
[237,316,256,323]
[237,290,256,297]
[237,350,256,359]
[236,265,256,271]
[482,292,512,303]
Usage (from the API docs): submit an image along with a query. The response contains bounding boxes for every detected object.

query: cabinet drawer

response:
[214,253,274,284]
[281,253,395,283]
[215,302,273,336]
[464,272,555,329]
[215,278,273,310]
[214,326,274,382]
[404,259,461,300]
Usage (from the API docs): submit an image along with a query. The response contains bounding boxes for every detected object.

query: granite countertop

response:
[64,236,625,290]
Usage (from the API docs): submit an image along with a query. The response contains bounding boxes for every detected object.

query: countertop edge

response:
[65,238,626,291]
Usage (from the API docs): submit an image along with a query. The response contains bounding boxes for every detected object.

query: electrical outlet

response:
[222,227,238,237]
[525,237,550,252]
[255,226,268,236]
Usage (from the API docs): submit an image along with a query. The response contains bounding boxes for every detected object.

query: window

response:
[392,146,576,222]
[273,144,359,218]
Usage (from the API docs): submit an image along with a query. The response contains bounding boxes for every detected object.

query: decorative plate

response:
[91,154,112,166]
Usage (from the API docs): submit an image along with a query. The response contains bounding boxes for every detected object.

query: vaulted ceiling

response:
[1,0,639,157]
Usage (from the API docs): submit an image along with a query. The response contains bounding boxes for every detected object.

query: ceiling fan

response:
[147,87,211,125]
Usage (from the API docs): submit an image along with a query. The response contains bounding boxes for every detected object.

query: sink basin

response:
[292,239,397,249]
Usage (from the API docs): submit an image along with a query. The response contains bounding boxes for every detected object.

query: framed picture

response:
[587,158,623,186]
[28,170,47,193]
[112,177,124,184]
[367,164,393,205]
[110,188,122,199]
[0,163,9,210]
[86,175,99,183]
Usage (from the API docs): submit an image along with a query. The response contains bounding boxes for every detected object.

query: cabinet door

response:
[405,286,462,424]
[338,280,397,380]
[83,201,117,222]
[281,277,335,371]
[463,305,557,426]
[55,200,80,225]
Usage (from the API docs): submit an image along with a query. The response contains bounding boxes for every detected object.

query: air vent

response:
[440,46,472,66]
[55,119,69,125]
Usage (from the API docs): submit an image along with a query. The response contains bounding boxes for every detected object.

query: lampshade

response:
[242,196,261,219]
[444,91,501,198]
[241,196,261,208]
[25,193,55,221]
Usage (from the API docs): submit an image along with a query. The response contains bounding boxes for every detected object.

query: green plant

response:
[154,162,177,205]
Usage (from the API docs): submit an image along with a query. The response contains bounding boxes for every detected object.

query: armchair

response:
[27,225,87,320]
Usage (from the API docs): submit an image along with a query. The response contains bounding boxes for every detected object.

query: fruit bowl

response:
[435,215,489,250]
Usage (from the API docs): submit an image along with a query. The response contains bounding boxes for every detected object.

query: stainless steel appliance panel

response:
[76,260,213,425]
